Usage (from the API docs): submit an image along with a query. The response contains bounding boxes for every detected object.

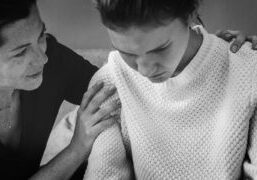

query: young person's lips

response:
[150,72,166,79]
[149,72,168,82]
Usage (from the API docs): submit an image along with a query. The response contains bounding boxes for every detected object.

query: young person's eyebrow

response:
[111,44,137,56]
[147,40,171,54]
[111,39,171,56]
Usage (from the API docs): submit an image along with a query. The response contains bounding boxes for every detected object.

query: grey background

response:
[38,0,257,50]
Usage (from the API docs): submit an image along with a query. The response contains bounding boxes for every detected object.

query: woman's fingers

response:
[87,86,117,113]
[247,35,257,50]
[216,29,257,52]
[80,81,104,110]
[89,99,121,126]
[93,115,119,136]
[230,32,246,53]
[216,29,235,41]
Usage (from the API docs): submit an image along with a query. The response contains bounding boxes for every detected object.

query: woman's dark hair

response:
[0,0,36,45]
[94,0,201,30]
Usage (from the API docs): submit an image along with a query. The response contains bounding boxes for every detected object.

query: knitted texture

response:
[42,26,257,180]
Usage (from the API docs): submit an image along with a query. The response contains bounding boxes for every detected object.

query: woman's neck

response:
[0,88,15,110]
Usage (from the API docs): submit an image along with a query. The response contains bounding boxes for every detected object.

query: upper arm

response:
[84,124,133,180]
[83,60,133,179]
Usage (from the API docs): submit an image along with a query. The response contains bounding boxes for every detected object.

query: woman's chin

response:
[22,75,43,91]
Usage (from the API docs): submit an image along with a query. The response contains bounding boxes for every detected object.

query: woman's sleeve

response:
[243,109,257,179]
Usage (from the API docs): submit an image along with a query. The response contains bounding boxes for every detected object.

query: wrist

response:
[67,141,90,160]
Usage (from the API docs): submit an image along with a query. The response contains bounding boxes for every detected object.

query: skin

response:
[0,4,119,180]
[0,5,47,91]
[108,19,203,83]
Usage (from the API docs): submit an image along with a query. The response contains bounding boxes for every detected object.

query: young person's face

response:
[108,19,190,83]
[0,5,48,90]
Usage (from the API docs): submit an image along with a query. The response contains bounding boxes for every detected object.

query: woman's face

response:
[0,5,48,90]
[108,19,190,83]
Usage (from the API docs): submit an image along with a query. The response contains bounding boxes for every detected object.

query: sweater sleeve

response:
[243,108,257,179]
[83,63,133,180]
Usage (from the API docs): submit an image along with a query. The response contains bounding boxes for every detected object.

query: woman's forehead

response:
[0,5,42,50]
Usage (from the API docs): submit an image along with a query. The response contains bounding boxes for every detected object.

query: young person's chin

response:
[148,72,170,83]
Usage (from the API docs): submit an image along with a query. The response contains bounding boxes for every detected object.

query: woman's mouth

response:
[27,70,43,78]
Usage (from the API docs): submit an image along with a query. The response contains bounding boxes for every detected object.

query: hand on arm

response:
[30,82,120,180]
[216,30,257,53]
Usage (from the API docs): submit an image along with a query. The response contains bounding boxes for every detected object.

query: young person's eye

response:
[155,44,171,53]
[152,42,172,54]
[14,48,27,57]
[120,51,136,58]
[120,52,137,61]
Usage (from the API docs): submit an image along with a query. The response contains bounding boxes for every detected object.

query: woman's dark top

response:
[0,34,98,180]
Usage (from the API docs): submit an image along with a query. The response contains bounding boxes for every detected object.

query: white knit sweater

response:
[42,26,257,180]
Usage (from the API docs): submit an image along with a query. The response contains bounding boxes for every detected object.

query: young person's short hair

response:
[0,0,36,46]
[94,0,201,30]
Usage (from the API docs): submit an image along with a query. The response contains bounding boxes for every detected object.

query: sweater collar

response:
[166,26,215,87]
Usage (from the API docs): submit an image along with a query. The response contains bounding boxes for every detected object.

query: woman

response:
[58,0,257,179]
[0,1,121,180]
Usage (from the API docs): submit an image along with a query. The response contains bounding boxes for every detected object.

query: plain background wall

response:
[38,0,257,50]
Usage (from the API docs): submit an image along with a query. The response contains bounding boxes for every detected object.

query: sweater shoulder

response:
[230,42,257,64]
[89,51,118,88]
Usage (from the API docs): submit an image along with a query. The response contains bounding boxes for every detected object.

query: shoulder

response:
[89,51,121,88]
[232,42,257,63]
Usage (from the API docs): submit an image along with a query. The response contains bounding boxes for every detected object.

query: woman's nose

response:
[30,48,48,66]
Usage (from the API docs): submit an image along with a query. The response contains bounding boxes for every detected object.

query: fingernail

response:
[116,99,121,105]
[231,45,238,53]
[95,81,103,87]
[225,33,231,38]
[108,86,116,92]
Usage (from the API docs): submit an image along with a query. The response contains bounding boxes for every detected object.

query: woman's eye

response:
[14,48,27,57]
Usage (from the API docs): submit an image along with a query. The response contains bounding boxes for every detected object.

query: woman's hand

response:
[69,81,120,157]
[216,30,257,53]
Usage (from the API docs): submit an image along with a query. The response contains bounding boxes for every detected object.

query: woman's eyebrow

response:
[10,23,46,52]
